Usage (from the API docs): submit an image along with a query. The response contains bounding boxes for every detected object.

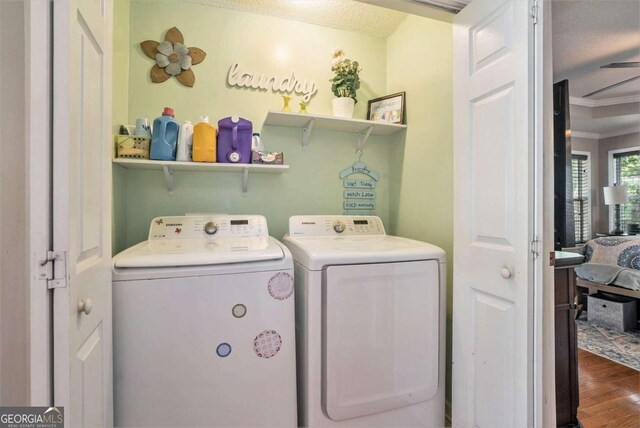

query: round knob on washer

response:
[204,222,218,235]
[333,222,346,233]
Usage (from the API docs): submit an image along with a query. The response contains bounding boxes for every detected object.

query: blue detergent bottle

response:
[150,107,179,160]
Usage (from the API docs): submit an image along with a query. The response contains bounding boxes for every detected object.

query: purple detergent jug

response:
[217,116,252,164]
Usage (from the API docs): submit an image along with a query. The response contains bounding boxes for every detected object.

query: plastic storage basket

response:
[116,135,151,159]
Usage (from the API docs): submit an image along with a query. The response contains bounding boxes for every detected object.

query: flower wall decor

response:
[140,27,206,87]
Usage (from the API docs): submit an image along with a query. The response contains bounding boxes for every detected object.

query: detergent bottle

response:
[150,107,179,161]
[217,116,252,164]
[176,121,194,162]
[192,116,217,163]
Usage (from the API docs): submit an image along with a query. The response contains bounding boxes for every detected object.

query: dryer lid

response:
[283,215,446,270]
[282,235,446,270]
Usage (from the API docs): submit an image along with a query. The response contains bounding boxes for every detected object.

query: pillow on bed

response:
[575,263,640,291]
[612,269,640,291]
[582,236,640,269]
[575,263,624,284]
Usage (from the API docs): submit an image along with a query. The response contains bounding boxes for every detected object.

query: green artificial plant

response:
[330,48,362,103]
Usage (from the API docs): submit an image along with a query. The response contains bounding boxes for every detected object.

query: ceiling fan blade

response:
[601,62,640,68]
[583,75,640,98]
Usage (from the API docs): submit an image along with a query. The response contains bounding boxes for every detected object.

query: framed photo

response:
[367,92,406,124]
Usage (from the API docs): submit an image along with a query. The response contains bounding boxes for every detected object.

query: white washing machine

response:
[282,215,445,427]
[112,215,297,427]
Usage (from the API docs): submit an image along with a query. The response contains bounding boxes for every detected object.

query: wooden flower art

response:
[140,27,206,87]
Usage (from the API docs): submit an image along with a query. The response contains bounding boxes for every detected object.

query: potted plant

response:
[330,48,361,118]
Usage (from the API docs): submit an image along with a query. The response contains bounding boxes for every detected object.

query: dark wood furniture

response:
[554,251,583,428]
[553,80,575,250]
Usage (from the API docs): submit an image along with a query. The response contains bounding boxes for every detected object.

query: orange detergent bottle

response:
[192,116,217,162]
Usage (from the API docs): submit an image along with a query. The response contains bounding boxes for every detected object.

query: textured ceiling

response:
[552,0,640,100]
[187,0,408,39]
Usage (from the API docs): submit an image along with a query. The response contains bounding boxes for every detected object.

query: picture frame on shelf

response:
[367,92,406,124]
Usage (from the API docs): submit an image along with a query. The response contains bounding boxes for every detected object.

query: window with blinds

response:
[572,154,590,243]
[612,150,640,232]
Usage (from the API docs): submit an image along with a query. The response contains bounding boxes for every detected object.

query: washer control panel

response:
[148,215,268,239]
[289,215,385,236]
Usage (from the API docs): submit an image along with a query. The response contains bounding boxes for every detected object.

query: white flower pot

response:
[332,97,355,118]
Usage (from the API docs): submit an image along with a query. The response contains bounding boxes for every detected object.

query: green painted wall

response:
[386,14,454,407]
[117,0,392,251]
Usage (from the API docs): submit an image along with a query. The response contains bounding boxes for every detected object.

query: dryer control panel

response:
[289,215,385,236]
[148,215,268,240]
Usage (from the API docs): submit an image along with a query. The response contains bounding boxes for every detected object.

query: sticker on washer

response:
[216,343,232,358]
[268,272,294,300]
[232,304,247,318]
[253,330,282,359]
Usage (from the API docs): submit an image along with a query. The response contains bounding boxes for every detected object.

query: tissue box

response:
[251,151,283,165]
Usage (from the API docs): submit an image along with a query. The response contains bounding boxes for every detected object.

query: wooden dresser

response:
[554,251,584,428]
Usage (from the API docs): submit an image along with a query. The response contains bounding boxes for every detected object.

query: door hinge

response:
[38,250,68,289]
[530,236,541,258]
[531,1,539,25]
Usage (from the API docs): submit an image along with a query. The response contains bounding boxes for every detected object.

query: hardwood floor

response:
[578,348,640,427]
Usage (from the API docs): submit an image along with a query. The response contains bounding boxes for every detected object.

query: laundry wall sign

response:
[227,63,318,102]
[339,161,378,216]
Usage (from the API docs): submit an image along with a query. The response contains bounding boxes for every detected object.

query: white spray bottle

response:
[176,120,194,161]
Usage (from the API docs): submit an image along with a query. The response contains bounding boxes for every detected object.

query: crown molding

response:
[599,127,640,140]
[570,95,640,108]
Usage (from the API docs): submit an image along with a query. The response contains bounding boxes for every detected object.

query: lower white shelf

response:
[113,158,289,196]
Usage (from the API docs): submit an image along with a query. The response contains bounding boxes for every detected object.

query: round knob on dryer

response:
[204,222,219,235]
[333,222,346,233]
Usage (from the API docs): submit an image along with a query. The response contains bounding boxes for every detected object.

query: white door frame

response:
[539,1,557,426]
[25,0,53,406]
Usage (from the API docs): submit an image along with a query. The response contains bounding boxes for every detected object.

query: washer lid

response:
[113,236,284,268]
[282,234,446,270]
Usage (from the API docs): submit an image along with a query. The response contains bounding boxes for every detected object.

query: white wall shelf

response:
[263,110,406,151]
[113,158,288,197]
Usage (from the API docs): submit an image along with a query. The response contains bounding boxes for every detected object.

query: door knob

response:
[78,298,93,315]
[500,268,513,279]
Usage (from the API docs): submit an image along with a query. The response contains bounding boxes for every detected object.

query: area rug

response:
[576,313,640,371]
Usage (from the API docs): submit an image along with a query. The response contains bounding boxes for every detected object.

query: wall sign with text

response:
[339,161,379,216]
[227,63,318,102]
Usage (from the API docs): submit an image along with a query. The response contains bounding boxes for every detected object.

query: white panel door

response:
[324,261,440,421]
[452,0,537,426]
[53,0,112,426]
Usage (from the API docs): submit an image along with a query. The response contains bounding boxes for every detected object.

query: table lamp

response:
[603,185,629,235]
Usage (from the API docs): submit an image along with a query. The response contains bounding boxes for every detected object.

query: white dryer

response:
[282,215,445,427]
[112,215,297,427]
